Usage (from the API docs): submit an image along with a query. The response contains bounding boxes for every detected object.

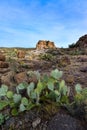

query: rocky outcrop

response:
[75,34,87,48]
[69,34,87,48]
[36,40,56,49]
[17,50,25,58]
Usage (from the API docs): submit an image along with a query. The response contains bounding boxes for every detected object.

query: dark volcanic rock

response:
[36,40,56,49]
[47,114,85,130]
[47,48,64,55]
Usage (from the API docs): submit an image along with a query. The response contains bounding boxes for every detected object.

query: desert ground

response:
[0,45,87,130]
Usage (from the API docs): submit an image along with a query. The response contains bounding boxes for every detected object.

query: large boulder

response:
[36,40,56,49]
[1,71,15,87]
[0,54,6,61]
[14,72,28,84]
[0,53,9,68]
[17,50,25,58]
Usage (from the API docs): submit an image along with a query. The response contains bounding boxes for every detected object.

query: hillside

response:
[0,35,87,130]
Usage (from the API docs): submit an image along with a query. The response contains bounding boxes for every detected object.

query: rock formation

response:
[0,54,6,61]
[17,50,25,58]
[75,34,87,48]
[0,53,9,68]
[36,40,56,49]
[69,34,87,48]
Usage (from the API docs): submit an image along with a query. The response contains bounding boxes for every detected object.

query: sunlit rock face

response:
[36,40,56,49]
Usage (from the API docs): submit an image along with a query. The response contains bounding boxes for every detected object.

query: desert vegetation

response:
[0,35,87,129]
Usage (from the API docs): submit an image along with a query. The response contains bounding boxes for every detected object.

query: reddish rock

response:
[17,50,25,58]
[0,61,9,68]
[36,40,56,49]
[14,72,28,84]
[0,54,6,61]
[1,71,15,87]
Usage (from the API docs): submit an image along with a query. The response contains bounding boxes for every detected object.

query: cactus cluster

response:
[0,69,87,125]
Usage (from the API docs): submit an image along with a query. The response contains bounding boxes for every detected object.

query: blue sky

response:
[0,0,87,48]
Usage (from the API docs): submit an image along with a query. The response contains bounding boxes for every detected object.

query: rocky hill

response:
[69,34,87,48]
[75,34,87,48]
